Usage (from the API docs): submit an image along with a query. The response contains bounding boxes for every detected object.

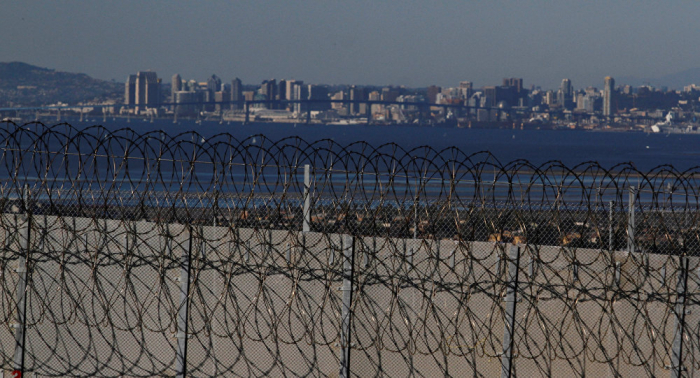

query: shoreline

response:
[12,113,700,135]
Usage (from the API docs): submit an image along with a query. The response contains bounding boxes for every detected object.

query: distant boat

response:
[651,111,674,133]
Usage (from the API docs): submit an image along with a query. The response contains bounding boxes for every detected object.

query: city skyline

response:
[3,1,700,89]
[120,67,694,132]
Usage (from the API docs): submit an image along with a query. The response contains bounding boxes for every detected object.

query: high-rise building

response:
[171,74,182,103]
[483,86,497,107]
[331,91,345,112]
[174,91,202,117]
[243,91,255,102]
[544,90,556,106]
[285,80,302,101]
[260,79,277,108]
[205,75,222,110]
[502,78,526,106]
[426,85,441,104]
[207,75,222,93]
[278,80,287,103]
[381,87,400,102]
[459,81,473,99]
[293,84,309,114]
[308,85,330,111]
[558,78,573,109]
[349,85,366,114]
[603,76,615,116]
[576,93,586,111]
[125,75,137,106]
[368,91,382,117]
[459,81,473,90]
[185,79,197,92]
[282,80,301,111]
[502,78,523,94]
[214,90,229,112]
[230,78,243,110]
[127,71,160,113]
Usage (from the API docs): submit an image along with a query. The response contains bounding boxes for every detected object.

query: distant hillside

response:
[0,62,123,107]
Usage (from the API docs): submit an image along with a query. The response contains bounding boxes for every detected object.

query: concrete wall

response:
[0,214,696,377]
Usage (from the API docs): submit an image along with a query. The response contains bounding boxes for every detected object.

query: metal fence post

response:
[303,164,311,233]
[627,186,636,253]
[339,234,355,378]
[608,200,614,252]
[12,184,31,378]
[670,257,689,378]
[175,226,193,378]
[501,244,521,378]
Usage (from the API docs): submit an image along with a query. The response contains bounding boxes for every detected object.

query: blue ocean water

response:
[72,118,700,172]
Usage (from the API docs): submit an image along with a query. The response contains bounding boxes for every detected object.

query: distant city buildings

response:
[124,75,136,106]
[426,85,441,104]
[603,76,615,116]
[171,74,182,103]
[503,78,523,94]
[558,79,573,109]
[285,80,301,101]
[348,85,366,115]
[308,85,330,112]
[173,91,200,117]
[459,81,473,99]
[230,78,243,110]
[112,69,700,130]
[293,84,309,114]
[125,71,161,114]
[259,79,277,108]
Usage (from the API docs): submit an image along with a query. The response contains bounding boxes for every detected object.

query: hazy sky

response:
[3,1,700,89]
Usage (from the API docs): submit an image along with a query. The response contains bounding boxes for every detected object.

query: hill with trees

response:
[0,62,123,107]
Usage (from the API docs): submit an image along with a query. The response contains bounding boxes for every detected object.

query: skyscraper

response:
[293,84,309,114]
[308,85,330,111]
[171,74,182,103]
[207,75,221,93]
[285,80,302,101]
[205,75,222,110]
[349,85,366,115]
[426,85,441,104]
[128,71,160,113]
[459,81,473,99]
[174,90,201,117]
[603,76,615,117]
[483,86,497,107]
[381,87,400,102]
[502,78,525,106]
[278,80,287,103]
[368,91,382,116]
[502,78,523,94]
[260,79,277,109]
[125,75,137,106]
[230,78,243,110]
[558,78,573,109]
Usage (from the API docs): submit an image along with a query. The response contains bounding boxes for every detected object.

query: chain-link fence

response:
[0,121,700,377]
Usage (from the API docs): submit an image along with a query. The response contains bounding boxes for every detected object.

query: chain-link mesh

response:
[0,121,699,376]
